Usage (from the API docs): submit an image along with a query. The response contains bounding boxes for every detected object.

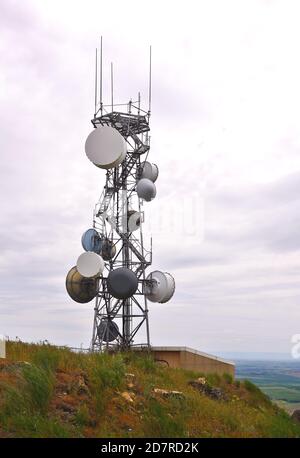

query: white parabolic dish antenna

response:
[85,125,127,169]
[140,161,159,182]
[76,251,104,278]
[127,210,142,232]
[144,271,175,303]
[136,178,156,202]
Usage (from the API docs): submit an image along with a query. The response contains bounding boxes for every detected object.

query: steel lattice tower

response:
[90,106,152,351]
[65,42,175,352]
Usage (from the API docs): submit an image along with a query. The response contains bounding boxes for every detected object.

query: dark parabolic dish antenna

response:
[101,239,116,260]
[65,266,98,303]
[97,319,119,342]
[107,267,138,299]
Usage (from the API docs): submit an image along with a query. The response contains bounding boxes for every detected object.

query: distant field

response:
[262,387,300,403]
[235,360,300,411]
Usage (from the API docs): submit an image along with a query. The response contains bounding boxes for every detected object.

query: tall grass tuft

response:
[0,364,54,417]
[87,352,125,390]
[22,364,54,413]
[31,346,61,373]
[143,398,188,437]
[82,352,125,416]
[128,352,157,373]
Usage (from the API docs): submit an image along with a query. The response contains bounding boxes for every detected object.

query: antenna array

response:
[66,40,175,351]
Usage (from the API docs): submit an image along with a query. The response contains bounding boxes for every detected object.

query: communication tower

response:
[66,40,175,351]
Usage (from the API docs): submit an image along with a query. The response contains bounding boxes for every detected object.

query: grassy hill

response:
[0,341,299,438]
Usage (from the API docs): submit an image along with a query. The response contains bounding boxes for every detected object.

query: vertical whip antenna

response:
[100,36,103,115]
[138,91,141,115]
[111,62,114,112]
[94,48,98,117]
[148,45,152,118]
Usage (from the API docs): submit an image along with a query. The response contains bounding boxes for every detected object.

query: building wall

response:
[152,348,235,377]
[179,350,234,377]
[152,350,181,368]
[0,338,5,359]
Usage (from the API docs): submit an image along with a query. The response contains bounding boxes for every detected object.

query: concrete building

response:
[150,346,235,377]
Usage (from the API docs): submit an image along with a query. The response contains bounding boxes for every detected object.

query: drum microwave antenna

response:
[66,40,175,351]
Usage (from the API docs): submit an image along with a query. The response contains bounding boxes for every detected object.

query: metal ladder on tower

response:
[95,187,114,234]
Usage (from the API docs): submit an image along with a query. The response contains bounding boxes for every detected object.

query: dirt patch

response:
[49,369,94,426]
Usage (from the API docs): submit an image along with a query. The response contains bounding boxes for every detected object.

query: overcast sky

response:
[1,0,300,357]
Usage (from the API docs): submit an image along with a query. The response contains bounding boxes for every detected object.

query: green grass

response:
[0,340,300,438]
[0,362,66,437]
[86,352,125,390]
[2,414,71,438]
[1,365,53,415]
[143,398,188,437]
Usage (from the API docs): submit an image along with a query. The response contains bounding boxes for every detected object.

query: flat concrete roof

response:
[150,346,235,367]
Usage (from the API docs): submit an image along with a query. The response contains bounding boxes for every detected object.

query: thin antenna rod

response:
[148,45,152,117]
[100,36,103,115]
[111,62,114,112]
[94,48,98,117]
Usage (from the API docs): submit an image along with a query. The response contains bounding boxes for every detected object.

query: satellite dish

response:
[144,271,175,303]
[85,125,127,169]
[101,239,116,260]
[66,266,98,303]
[81,228,102,253]
[127,210,142,232]
[76,251,104,278]
[136,178,156,202]
[140,161,159,182]
[107,267,138,299]
[97,319,119,342]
